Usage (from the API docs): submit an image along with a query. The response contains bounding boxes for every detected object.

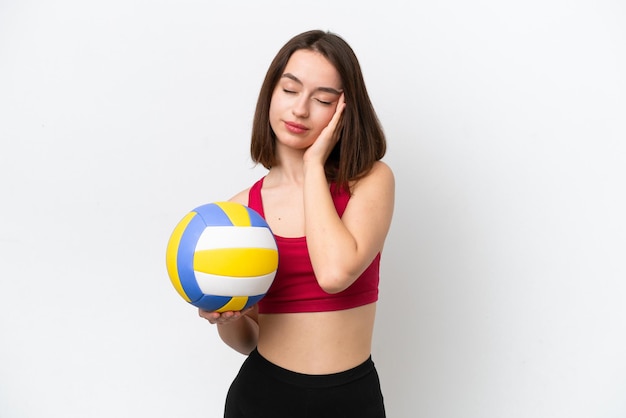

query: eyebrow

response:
[281,73,343,95]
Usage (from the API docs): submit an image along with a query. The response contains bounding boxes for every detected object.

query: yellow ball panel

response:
[215,201,251,227]
[194,248,278,277]
[165,211,197,303]
[216,296,249,312]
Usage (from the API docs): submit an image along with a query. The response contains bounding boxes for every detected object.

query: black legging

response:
[224,348,386,418]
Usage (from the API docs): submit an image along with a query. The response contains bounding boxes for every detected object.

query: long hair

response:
[250,30,386,191]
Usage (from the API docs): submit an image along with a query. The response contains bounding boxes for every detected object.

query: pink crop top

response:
[248,177,380,314]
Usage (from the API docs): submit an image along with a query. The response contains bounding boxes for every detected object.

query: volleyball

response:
[166,202,278,312]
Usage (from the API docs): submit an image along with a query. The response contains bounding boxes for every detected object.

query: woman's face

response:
[269,49,343,152]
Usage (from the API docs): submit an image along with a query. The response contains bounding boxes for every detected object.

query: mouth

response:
[284,121,309,134]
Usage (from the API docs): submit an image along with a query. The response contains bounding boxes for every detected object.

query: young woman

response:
[199,30,395,418]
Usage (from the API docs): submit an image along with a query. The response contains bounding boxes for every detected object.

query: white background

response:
[1,1,625,417]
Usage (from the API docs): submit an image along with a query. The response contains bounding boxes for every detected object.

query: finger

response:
[331,94,346,123]
[201,312,220,321]
[326,100,346,142]
[323,97,345,137]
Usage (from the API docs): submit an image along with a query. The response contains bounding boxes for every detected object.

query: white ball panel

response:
[195,226,277,251]
[194,271,276,296]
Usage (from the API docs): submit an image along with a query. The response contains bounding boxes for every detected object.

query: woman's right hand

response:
[198,307,254,325]
[201,306,259,354]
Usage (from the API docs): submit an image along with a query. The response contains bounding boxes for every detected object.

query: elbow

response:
[316,270,355,294]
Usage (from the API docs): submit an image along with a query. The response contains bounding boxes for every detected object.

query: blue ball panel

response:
[244,294,266,309]
[193,203,234,227]
[192,294,236,311]
[191,294,267,312]
[245,206,270,228]
[176,214,206,303]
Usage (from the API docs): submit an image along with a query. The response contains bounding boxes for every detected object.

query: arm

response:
[199,306,259,355]
[303,162,394,293]
[303,99,395,293]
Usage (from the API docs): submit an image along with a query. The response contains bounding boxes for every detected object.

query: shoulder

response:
[343,161,394,220]
[370,160,394,181]
[228,176,267,207]
[352,161,394,195]
[229,188,251,206]
[342,161,395,248]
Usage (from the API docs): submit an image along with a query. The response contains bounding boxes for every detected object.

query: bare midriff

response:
[256,302,377,375]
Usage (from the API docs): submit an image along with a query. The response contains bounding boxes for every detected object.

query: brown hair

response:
[250,30,386,190]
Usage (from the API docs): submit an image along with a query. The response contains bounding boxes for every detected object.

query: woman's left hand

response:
[303,93,346,165]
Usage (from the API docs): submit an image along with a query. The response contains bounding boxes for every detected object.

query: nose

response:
[292,96,309,118]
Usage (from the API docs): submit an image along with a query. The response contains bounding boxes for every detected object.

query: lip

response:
[284,121,309,134]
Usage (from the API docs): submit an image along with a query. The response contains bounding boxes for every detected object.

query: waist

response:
[257,303,376,374]
[247,347,376,388]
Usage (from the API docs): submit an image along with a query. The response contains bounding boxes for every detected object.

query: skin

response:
[199,50,395,374]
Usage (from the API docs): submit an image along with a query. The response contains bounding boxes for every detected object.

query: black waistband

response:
[247,348,376,389]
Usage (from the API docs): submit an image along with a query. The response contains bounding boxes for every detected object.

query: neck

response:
[266,165,304,186]
[268,144,307,185]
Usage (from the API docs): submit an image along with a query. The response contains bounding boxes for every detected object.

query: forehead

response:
[282,49,342,89]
